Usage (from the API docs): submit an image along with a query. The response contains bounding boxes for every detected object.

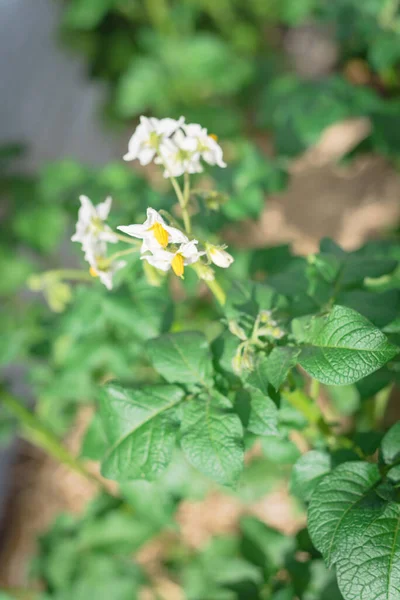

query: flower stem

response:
[41,269,93,281]
[108,246,139,261]
[114,232,141,245]
[284,389,322,425]
[207,278,226,306]
[182,172,192,234]
[170,174,192,234]
[1,390,109,492]
[162,160,226,305]
[192,262,226,306]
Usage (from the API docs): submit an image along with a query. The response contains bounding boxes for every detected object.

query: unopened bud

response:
[196,263,215,282]
[206,244,234,269]
[228,320,247,341]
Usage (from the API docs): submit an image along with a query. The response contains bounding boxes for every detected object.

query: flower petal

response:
[163,224,188,244]
[117,224,148,238]
[96,196,112,220]
[141,252,172,272]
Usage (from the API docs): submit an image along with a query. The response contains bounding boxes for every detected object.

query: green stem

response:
[114,232,141,245]
[284,389,322,424]
[160,157,227,304]
[43,269,92,281]
[144,0,173,34]
[171,175,192,234]
[158,209,182,230]
[284,387,366,456]
[375,384,393,428]
[206,278,226,306]
[108,246,139,261]
[183,172,192,234]
[183,172,190,205]
[191,263,226,306]
[0,588,38,600]
[1,390,107,491]
[310,378,320,402]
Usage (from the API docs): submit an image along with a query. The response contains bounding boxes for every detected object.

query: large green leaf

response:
[308,460,400,600]
[147,331,214,387]
[308,462,381,567]
[295,305,397,385]
[100,384,185,481]
[180,391,244,486]
[335,501,400,600]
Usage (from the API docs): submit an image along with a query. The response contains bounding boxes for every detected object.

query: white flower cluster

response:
[71,195,126,289]
[71,116,233,289]
[119,208,204,278]
[123,116,226,178]
[118,208,234,278]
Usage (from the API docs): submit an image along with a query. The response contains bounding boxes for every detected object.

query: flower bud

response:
[206,244,234,269]
[259,310,273,324]
[232,345,255,374]
[196,263,215,282]
[228,320,247,341]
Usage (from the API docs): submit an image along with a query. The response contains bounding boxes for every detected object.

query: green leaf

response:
[308,462,381,567]
[246,358,270,396]
[180,391,244,486]
[262,435,301,465]
[334,500,400,600]
[147,331,214,387]
[103,282,173,341]
[0,252,34,295]
[120,480,175,529]
[63,0,114,29]
[13,203,67,253]
[225,281,286,321]
[240,515,294,573]
[295,305,398,385]
[264,347,300,390]
[100,384,185,481]
[387,465,400,484]
[246,385,278,437]
[290,450,331,502]
[81,413,107,460]
[116,58,164,117]
[337,289,400,329]
[381,422,400,465]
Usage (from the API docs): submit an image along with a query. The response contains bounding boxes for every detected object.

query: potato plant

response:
[1,118,400,600]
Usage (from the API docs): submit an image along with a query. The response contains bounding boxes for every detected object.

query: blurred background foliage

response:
[58,0,400,154]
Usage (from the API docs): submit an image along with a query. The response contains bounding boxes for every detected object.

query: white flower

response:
[117,208,188,253]
[184,124,226,168]
[71,195,118,252]
[123,116,184,165]
[206,244,234,268]
[141,240,204,278]
[156,130,203,178]
[85,240,126,290]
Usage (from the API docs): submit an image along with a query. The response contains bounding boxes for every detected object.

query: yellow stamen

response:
[89,266,99,278]
[209,133,218,141]
[148,222,169,248]
[171,253,184,278]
